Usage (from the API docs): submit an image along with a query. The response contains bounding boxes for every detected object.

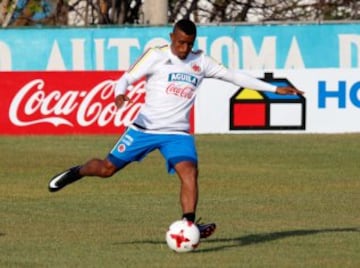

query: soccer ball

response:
[165,219,200,253]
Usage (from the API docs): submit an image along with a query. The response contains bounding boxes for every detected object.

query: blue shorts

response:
[107,127,198,174]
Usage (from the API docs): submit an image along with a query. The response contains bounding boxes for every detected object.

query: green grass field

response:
[0,134,359,267]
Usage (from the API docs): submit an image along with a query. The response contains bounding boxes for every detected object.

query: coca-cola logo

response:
[9,79,146,128]
[166,83,194,99]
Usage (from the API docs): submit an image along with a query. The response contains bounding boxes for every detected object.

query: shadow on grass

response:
[116,227,359,252]
[195,227,359,253]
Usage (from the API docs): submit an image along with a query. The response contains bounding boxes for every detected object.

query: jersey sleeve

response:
[202,55,228,78]
[202,55,276,92]
[114,47,161,96]
[127,47,160,82]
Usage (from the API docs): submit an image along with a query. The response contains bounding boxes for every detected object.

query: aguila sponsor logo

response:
[9,79,145,127]
[168,73,198,86]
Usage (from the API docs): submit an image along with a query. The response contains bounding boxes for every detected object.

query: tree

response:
[1,0,360,28]
[1,0,18,27]
[171,0,360,23]
[1,0,67,26]
[1,0,142,27]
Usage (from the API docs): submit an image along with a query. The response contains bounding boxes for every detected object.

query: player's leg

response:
[174,161,198,220]
[160,134,216,239]
[48,127,156,192]
[174,160,216,239]
[48,132,132,192]
[79,158,118,178]
[48,158,118,192]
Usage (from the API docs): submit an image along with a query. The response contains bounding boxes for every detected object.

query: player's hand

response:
[275,86,304,95]
[115,94,131,108]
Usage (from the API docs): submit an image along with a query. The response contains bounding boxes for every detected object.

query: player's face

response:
[170,28,196,60]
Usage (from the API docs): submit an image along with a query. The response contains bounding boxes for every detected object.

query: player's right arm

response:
[115,93,131,108]
[114,47,161,108]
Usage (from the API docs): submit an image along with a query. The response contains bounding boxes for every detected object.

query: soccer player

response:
[48,19,304,239]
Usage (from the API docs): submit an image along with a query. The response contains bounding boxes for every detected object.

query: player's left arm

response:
[203,55,304,95]
[275,86,304,95]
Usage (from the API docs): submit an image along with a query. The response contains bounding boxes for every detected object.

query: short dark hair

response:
[173,19,197,36]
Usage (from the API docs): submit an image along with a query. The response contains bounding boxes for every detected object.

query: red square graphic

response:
[232,103,266,127]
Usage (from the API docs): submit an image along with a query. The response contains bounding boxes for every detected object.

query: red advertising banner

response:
[1,71,195,135]
[0,71,146,135]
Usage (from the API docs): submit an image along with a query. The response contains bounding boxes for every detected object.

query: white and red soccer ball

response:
[166,219,200,253]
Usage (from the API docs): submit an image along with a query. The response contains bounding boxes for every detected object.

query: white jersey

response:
[115,45,277,133]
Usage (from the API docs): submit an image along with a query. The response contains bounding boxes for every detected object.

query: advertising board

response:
[1,23,359,134]
[0,72,144,134]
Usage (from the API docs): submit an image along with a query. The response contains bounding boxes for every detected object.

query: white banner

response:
[195,69,360,133]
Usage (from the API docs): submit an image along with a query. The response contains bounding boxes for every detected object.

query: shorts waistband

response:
[131,123,189,134]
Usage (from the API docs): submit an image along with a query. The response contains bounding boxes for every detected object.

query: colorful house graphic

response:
[230,73,306,130]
